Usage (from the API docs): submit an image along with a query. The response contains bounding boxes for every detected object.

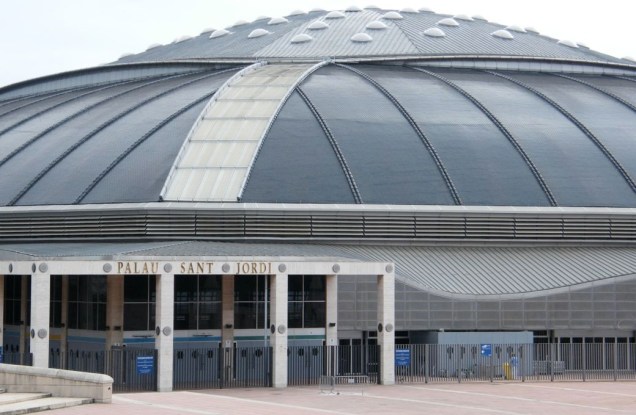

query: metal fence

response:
[48,348,157,392]
[395,343,636,383]
[288,345,380,386]
[173,346,271,390]
[1,352,32,366]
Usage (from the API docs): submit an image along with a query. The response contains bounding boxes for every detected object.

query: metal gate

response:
[173,345,271,390]
[288,345,380,386]
[48,348,157,392]
[395,343,636,383]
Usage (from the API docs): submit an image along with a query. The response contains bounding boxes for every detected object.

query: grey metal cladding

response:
[110,9,627,65]
[255,9,419,59]
[241,91,357,204]
[433,69,636,207]
[581,75,636,105]
[299,65,456,205]
[0,70,238,206]
[517,73,636,187]
[362,65,550,206]
[17,75,229,206]
[81,102,210,204]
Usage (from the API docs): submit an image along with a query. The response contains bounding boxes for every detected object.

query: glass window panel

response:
[304,303,326,328]
[288,276,303,302]
[199,276,221,301]
[305,275,325,301]
[235,276,257,301]
[199,302,221,329]
[179,169,207,200]
[217,169,246,200]
[235,302,257,329]
[175,275,197,302]
[289,302,303,328]
[194,169,222,200]
[125,304,149,331]
[174,303,197,330]
[124,276,149,302]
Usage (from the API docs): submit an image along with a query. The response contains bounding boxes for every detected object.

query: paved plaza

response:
[45,382,636,415]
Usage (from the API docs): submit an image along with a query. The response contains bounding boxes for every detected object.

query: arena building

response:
[1,6,636,390]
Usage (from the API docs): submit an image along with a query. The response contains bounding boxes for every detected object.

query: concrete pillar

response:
[269,273,288,388]
[105,275,124,350]
[19,276,28,360]
[0,275,4,357]
[60,276,69,367]
[30,273,51,368]
[377,272,395,385]
[325,275,338,347]
[155,273,174,392]
[221,275,234,348]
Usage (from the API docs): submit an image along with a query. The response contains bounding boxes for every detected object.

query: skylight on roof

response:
[419,7,434,13]
[174,35,192,43]
[491,29,514,40]
[437,18,459,27]
[365,5,380,9]
[210,29,230,39]
[146,43,161,50]
[424,27,446,38]
[351,32,373,42]
[472,15,487,21]
[366,20,388,30]
[268,17,289,25]
[248,29,271,39]
[309,7,325,12]
[558,39,578,48]
[382,11,404,20]
[525,27,539,34]
[454,14,474,21]
[288,10,306,16]
[232,20,249,27]
[291,34,313,44]
[325,11,346,19]
[200,28,215,34]
[506,25,526,33]
[346,5,362,12]
[307,21,329,30]
[400,8,418,13]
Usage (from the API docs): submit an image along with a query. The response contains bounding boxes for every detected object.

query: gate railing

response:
[395,343,636,383]
[288,345,380,386]
[48,348,157,392]
[173,345,272,390]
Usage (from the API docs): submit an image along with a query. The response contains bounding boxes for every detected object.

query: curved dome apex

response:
[110,8,629,65]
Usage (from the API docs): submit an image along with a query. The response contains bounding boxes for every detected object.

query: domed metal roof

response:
[0,9,636,209]
[112,8,624,64]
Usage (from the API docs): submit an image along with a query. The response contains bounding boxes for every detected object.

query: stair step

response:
[0,394,51,406]
[0,397,92,415]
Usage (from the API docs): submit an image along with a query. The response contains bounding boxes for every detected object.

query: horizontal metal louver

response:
[1,208,636,242]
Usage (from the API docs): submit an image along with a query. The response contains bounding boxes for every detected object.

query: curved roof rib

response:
[75,90,218,204]
[161,61,328,202]
[554,73,636,114]
[410,66,557,207]
[296,87,363,204]
[9,70,228,206]
[486,70,636,194]
[336,63,462,205]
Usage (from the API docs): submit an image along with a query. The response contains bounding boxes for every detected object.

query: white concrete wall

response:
[156,273,174,392]
[270,273,288,388]
[30,273,50,368]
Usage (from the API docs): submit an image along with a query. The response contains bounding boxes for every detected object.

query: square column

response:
[269,273,288,388]
[0,275,4,356]
[325,275,338,346]
[105,275,124,350]
[155,273,174,392]
[221,275,234,348]
[377,272,395,385]
[30,272,50,368]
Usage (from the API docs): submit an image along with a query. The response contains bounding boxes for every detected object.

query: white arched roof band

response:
[161,62,327,202]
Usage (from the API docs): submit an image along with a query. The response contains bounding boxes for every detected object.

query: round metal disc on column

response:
[332,264,340,273]
[37,329,48,339]
[277,325,287,334]
[103,263,112,273]
[385,323,394,332]
[278,264,287,273]
[222,263,231,273]
[377,323,383,332]
[163,326,172,336]
[163,264,173,273]
[385,264,394,273]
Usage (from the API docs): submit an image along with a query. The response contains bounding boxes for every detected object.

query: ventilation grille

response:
[1,210,635,242]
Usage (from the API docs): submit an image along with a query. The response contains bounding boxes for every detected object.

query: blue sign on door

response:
[481,344,492,357]
[395,349,411,366]
[136,356,154,375]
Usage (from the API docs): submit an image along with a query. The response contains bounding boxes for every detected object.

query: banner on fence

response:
[136,355,154,375]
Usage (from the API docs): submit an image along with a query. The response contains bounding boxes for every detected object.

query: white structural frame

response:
[0,257,395,389]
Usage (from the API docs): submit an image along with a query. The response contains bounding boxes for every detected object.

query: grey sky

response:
[1,0,634,88]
